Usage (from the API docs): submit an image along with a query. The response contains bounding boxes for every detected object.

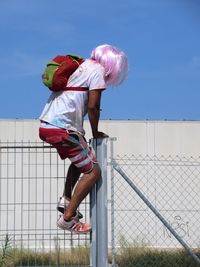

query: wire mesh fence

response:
[111,155,200,267]
[0,141,90,267]
[1,141,200,267]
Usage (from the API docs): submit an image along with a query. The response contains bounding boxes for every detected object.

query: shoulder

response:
[85,60,106,90]
[83,59,105,74]
[67,59,106,90]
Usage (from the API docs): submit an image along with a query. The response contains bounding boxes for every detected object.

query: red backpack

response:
[42,54,87,91]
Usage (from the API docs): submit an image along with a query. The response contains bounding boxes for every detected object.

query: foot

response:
[57,215,91,234]
[57,197,83,219]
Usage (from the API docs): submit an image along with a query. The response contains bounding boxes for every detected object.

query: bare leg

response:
[63,163,81,200]
[64,163,101,220]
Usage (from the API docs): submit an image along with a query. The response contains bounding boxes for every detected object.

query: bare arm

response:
[87,89,108,139]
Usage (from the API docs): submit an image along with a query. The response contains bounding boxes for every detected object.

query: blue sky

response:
[0,0,200,120]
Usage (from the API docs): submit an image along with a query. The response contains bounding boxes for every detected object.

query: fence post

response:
[90,138,109,267]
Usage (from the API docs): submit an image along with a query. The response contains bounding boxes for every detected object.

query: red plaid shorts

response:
[39,127,97,173]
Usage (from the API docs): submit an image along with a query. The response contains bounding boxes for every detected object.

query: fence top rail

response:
[0,141,52,149]
[0,146,52,149]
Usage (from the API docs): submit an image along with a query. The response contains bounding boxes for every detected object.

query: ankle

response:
[64,212,76,221]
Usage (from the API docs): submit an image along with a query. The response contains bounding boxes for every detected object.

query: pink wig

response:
[90,44,128,86]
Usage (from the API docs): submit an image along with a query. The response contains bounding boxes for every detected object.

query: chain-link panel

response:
[110,155,200,267]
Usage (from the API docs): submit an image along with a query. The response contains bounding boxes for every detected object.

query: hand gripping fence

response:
[112,159,200,266]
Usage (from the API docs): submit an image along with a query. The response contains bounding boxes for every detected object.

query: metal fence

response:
[111,154,200,267]
[1,140,200,266]
[0,141,90,267]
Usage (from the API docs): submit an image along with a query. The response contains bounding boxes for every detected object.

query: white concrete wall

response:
[0,119,200,157]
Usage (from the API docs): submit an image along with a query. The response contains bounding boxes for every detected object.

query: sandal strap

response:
[71,222,83,231]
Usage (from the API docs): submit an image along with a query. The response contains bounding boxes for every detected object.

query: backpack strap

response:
[63,87,89,91]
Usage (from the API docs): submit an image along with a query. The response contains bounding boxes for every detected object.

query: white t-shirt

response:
[39,59,106,135]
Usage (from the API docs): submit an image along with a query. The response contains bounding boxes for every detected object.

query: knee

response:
[90,163,101,182]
